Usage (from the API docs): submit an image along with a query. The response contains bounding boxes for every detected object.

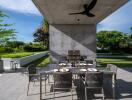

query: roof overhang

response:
[32,0,129,24]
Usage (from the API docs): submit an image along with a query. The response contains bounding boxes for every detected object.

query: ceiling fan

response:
[69,0,97,17]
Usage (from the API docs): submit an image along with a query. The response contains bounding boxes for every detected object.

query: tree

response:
[97,31,124,50]
[129,27,132,40]
[33,20,49,48]
[0,11,16,44]
[130,27,132,32]
[6,41,25,48]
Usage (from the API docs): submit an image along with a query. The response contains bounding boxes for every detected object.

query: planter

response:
[1,52,48,71]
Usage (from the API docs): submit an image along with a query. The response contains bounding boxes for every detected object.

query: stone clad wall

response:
[49,24,96,63]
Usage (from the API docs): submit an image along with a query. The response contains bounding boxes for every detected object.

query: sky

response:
[0,0,132,42]
[0,0,43,42]
[97,0,132,33]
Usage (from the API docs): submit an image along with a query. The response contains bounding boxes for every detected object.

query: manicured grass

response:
[28,55,50,67]
[97,57,132,67]
[0,52,44,58]
[37,56,50,67]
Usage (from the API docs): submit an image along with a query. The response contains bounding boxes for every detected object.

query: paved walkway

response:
[0,67,132,100]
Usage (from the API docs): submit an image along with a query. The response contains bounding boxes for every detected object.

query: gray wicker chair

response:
[67,50,81,63]
[81,72,104,100]
[106,64,117,98]
[106,64,117,79]
[107,64,117,74]
[27,64,49,96]
[53,72,75,100]
[85,60,94,64]
[27,64,39,95]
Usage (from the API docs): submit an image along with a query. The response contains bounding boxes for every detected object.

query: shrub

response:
[6,41,25,48]
[0,47,5,53]
[0,46,14,53]
[5,47,14,53]
[23,44,45,52]
[96,49,110,53]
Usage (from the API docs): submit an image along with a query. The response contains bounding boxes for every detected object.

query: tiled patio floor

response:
[0,67,132,100]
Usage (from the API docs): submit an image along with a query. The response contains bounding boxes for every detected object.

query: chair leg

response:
[48,74,50,84]
[75,74,77,79]
[53,89,55,100]
[45,78,46,95]
[53,83,55,100]
[71,89,73,100]
[33,81,35,86]
[27,82,30,96]
[102,88,105,100]
[85,87,88,100]
[79,77,81,89]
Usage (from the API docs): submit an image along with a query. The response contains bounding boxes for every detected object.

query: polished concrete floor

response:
[0,67,132,100]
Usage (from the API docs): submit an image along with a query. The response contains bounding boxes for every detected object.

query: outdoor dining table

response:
[39,66,116,100]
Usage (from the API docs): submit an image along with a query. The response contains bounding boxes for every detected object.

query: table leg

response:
[45,74,46,95]
[48,74,49,84]
[112,73,116,99]
[40,75,42,100]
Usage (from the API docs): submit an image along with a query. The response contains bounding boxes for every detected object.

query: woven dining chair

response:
[27,64,48,96]
[81,72,104,100]
[27,64,39,95]
[53,72,76,100]
[106,64,117,80]
[107,64,117,74]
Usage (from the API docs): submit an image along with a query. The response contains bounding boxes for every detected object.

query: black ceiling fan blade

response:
[69,0,97,17]
[83,4,88,11]
[87,0,97,11]
[86,12,95,17]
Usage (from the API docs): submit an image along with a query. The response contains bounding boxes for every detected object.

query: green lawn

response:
[97,57,132,67]
[0,52,44,58]
[27,55,50,68]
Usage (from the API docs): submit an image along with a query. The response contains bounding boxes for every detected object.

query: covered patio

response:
[0,67,132,100]
[32,0,128,63]
[0,0,131,100]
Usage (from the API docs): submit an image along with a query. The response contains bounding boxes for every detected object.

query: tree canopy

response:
[0,11,16,44]
[97,31,123,49]
[96,30,132,53]
[33,20,49,48]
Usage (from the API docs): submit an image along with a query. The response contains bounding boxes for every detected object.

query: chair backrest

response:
[74,50,80,56]
[54,72,72,89]
[27,64,36,81]
[67,50,73,62]
[68,50,73,56]
[74,50,80,61]
[67,50,80,62]
[107,64,117,74]
[85,60,94,64]
[85,72,103,87]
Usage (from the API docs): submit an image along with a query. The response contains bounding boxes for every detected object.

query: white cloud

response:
[0,0,41,15]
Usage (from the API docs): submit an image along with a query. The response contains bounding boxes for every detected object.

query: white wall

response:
[1,52,48,70]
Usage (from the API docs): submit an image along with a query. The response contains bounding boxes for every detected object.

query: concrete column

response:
[49,24,96,63]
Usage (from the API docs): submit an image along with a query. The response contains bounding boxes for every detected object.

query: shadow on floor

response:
[116,79,132,99]
[43,79,109,100]
[119,67,132,73]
